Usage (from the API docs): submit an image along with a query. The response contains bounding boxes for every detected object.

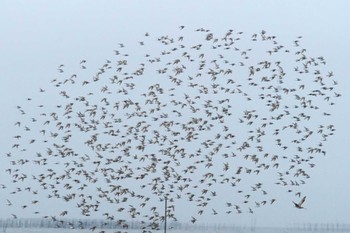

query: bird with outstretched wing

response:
[293,196,306,209]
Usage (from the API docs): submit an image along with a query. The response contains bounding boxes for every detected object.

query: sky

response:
[1,0,350,229]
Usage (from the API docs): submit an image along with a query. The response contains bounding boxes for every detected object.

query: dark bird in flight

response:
[293,196,306,209]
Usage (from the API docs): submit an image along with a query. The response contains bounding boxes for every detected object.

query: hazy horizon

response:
[1,1,350,230]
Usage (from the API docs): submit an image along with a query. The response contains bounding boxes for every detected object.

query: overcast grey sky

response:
[1,0,350,228]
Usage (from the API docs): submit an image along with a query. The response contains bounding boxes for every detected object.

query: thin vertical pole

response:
[164,196,167,233]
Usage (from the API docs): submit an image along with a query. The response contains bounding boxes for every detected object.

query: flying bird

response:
[3,26,339,232]
[293,196,306,209]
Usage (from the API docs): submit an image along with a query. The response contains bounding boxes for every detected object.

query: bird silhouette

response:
[293,196,306,209]
[3,26,339,232]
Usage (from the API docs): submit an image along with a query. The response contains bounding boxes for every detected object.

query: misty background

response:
[0,0,349,228]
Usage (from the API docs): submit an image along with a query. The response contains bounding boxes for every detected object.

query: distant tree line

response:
[293,222,350,232]
[0,218,238,230]
[2,218,350,232]
[0,218,175,229]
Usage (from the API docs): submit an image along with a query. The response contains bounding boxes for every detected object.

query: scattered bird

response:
[3,26,339,232]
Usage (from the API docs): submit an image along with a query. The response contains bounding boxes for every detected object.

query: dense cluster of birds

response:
[2,26,339,232]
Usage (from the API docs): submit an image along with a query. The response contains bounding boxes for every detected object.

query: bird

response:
[3,26,339,232]
[293,196,306,209]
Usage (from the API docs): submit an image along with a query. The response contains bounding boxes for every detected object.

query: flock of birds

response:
[2,26,339,232]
